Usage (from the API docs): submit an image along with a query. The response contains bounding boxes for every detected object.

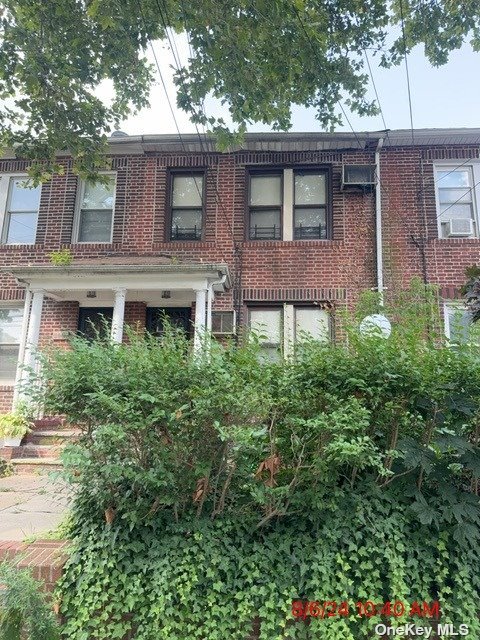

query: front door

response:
[146,307,192,338]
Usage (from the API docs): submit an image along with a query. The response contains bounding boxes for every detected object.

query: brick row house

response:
[1,128,480,414]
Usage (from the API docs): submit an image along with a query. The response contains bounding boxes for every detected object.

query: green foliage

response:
[58,503,480,640]
[0,561,61,640]
[29,285,480,638]
[0,404,32,438]
[0,2,478,178]
[48,248,74,266]
[463,264,480,323]
[0,458,13,478]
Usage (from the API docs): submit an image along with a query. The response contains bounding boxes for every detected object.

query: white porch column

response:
[206,285,213,333]
[12,289,32,408]
[193,288,207,354]
[18,289,45,401]
[111,288,127,343]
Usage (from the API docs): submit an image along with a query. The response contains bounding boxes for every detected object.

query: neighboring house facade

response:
[1,128,479,413]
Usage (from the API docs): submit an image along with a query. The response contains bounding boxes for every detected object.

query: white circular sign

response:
[359,314,392,338]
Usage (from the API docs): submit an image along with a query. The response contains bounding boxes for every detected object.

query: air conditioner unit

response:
[342,164,376,189]
[446,218,474,237]
[211,311,236,335]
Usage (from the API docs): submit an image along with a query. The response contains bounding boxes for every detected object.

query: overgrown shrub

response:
[0,561,60,640]
[29,284,480,639]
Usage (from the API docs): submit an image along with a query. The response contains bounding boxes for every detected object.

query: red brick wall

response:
[1,143,479,413]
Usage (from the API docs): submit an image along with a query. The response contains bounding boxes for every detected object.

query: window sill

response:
[434,237,480,243]
[0,243,41,249]
[70,241,113,246]
[243,239,339,248]
[152,241,214,249]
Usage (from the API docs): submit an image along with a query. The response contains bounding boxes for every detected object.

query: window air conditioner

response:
[446,218,474,237]
[341,164,376,189]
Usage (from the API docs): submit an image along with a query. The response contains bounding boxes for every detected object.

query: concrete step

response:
[9,458,63,474]
[25,430,79,445]
[31,417,68,432]
[7,444,64,459]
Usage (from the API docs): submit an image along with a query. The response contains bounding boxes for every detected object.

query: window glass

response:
[250,309,282,344]
[437,167,476,237]
[171,209,202,240]
[4,179,40,244]
[78,210,113,243]
[446,306,472,344]
[294,208,326,239]
[250,209,281,239]
[78,176,115,242]
[81,178,115,210]
[250,175,282,206]
[0,307,23,381]
[9,180,41,211]
[295,173,326,205]
[172,176,203,207]
[295,308,330,342]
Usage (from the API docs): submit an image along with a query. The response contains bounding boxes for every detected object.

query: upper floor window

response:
[0,177,41,245]
[248,168,330,241]
[249,173,282,240]
[170,173,204,241]
[294,171,328,239]
[0,306,23,382]
[435,165,479,238]
[75,175,116,243]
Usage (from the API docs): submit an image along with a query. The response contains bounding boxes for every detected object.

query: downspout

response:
[375,137,385,306]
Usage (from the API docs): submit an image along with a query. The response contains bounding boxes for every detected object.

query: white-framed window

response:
[443,302,473,344]
[248,304,331,359]
[248,168,330,241]
[74,174,116,243]
[0,306,24,383]
[0,175,41,245]
[435,163,480,239]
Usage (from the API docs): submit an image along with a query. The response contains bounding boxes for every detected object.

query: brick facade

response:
[1,130,479,413]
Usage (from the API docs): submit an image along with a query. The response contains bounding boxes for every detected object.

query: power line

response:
[399,0,415,145]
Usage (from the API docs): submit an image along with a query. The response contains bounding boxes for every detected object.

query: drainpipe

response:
[375,137,385,306]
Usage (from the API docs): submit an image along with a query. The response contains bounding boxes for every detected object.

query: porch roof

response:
[4,262,231,294]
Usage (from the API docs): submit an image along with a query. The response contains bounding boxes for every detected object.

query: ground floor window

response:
[0,306,23,383]
[78,307,113,340]
[444,303,473,344]
[146,307,192,337]
[248,304,331,359]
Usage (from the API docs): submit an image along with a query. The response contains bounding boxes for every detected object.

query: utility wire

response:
[399,0,415,145]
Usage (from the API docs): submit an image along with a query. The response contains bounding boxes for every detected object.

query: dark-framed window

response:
[78,307,113,340]
[146,307,192,337]
[169,172,204,241]
[294,170,328,239]
[248,172,282,240]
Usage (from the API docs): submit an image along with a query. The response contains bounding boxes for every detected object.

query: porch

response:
[6,260,231,406]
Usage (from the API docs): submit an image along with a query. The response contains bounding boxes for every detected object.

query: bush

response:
[28,284,480,639]
[0,561,60,640]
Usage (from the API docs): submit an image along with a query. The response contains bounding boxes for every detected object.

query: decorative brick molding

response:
[0,540,68,592]
[242,287,347,302]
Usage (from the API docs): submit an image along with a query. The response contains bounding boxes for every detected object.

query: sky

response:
[101,34,480,137]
